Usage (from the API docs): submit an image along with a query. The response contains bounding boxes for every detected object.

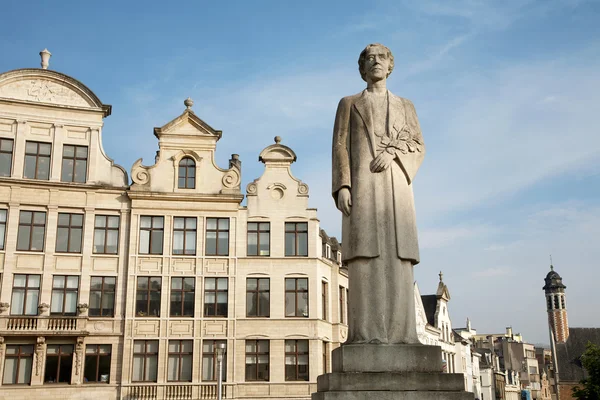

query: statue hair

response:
[358,43,394,82]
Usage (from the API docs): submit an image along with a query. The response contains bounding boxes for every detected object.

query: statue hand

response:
[370,151,395,173]
[337,187,352,216]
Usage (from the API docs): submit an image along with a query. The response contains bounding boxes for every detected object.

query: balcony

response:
[123,383,234,400]
[0,316,88,334]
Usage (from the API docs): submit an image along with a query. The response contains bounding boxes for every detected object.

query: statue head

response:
[358,43,395,83]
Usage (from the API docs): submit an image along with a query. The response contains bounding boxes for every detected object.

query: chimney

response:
[506,326,513,338]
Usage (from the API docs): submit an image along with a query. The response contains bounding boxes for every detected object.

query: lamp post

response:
[216,343,226,400]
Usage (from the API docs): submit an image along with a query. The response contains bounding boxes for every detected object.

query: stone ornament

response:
[35,337,45,376]
[38,302,50,314]
[75,337,84,376]
[0,302,9,313]
[77,303,89,314]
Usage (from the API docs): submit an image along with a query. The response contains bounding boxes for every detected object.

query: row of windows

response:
[9,275,336,321]
[2,339,316,385]
[0,210,309,257]
[0,139,89,183]
[138,217,308,257]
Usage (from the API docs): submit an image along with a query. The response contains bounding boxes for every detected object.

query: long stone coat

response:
[332,90,425,264]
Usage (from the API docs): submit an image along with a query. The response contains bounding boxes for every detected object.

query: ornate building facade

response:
[0,52,348,399]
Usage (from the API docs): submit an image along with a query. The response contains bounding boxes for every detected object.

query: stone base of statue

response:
[312,344,473,400]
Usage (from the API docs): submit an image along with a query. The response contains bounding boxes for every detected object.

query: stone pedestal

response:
[312,344,473,400]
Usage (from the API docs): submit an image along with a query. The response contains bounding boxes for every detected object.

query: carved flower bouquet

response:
[381,124,422,155]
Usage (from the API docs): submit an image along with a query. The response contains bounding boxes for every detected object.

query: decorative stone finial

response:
[274,136,282,144]
[184,97,194,110]
[40,48,51,70]
[550,255,553,271]
[439,271,443,282]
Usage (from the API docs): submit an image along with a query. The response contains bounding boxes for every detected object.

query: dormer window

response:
[325,244,331,259]
[178,157,195,189]
[336,251,342,264]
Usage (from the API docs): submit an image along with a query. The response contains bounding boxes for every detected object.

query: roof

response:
[543,265,566,291]
[421,294,437,326]
[555,327,600,382]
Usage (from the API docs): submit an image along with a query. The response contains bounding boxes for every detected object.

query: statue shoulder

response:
[338,92,363,107]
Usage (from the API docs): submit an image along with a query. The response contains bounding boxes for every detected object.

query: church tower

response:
[543,264,569,343]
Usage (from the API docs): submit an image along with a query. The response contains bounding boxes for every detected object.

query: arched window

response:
[178,157,195,189]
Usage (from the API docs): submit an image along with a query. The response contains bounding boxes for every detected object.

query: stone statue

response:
[332,43,425,344]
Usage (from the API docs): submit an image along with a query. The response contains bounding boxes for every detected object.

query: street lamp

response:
[216,343,226,400]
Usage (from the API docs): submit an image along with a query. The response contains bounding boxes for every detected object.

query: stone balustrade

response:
[122,383,232,400]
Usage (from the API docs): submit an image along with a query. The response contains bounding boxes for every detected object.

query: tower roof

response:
[543,264,566,291]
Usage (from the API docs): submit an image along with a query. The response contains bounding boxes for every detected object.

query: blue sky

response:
[2,0,599,345]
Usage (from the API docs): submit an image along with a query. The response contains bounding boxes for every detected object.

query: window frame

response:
[3,344,34,385]
[204,277,228,317]
[172,217,197,255]
[245,340,269,382]
[246,278,270,318]
[44,344,74,384]
[24,140,51,180]
[132,340,159,383]
[0,208,7,250]
[93,215,120,254]
[84,344,111,384]
[136,276,162,317]
[285,222,308,257]
[167,340,193,382]
[11,274,40,316]
[61,144,88,183]
[205,217,229,256]
[339,286,346,324]
[285,278,309,318]
[16,210,46,252]
[88,276,116,317]
[247,222,270,256]
[0,137,14,177]
[202,340,227,382]
[139,216,164,255]
[170,277,195,317]
[55,213,84,253]
[51,275,79,316]
[285,339,309,381]
[178,157,196,189]
[321,281,328,321]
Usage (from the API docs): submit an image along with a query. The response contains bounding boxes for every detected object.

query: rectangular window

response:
[246,278,270,317]
[0,209,7,250]
[202,340,227,381]
[11,274,40,315]
[168,340,193,382]
[173,217,196,255]
[0,138,14,176]
[139,216,164,255]
[2,345,34,384]
[339,286,346,324]
[93,215,119,254]
[245,340,269,381]
[51,275,79,315]
[84,345,111,383]
[204,277,228,317]
[285,278,308,317]
[170,277,195,317]
[61,145,88,183]
[136,277,161,317]
[89,276,116,317]
[285,222,308,256]
[56,213,84,253]
[44,344,73,384]
[16,210,46,251]
[24,141,51,180]
[132,340,158,382]
[247,222,270,256]
[323,341,328,374]
[321,281,328,321]
[206,218,229,256]
[285,340,309,381]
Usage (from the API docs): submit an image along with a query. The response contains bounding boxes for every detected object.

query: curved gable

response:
[0,69,111,116]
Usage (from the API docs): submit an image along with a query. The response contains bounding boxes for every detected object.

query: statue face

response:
[363,46,391,83]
